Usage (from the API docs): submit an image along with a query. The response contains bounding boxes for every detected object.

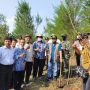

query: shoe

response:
[46,77,52,81]
[21,84,25,88]
[53,77,57,81]
[38,77,42,80]
[26,82,33,87]
[32,77,37,81]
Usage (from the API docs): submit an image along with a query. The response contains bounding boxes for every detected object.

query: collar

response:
[3,46,12,49]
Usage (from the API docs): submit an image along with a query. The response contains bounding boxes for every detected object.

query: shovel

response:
[57,62,65,88]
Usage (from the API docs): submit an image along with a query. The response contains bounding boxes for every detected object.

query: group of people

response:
[0,33,89,90]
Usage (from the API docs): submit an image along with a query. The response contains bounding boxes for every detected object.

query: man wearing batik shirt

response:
[33,34,46,80]
[13,39,27,90]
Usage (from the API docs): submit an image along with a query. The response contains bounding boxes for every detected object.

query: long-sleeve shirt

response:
[24,43,33,62]
[33,41,46,59]
[0,46,15,65]
[13,48,27,71]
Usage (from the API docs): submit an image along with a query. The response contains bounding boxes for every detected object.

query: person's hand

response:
[34,48,39,51]
[24,44,30,50]
[19,53,25,58]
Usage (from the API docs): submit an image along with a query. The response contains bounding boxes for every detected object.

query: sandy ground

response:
[23,55,83,90]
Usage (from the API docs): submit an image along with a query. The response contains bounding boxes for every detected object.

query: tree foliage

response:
[13,1,34,38]
[0,14,8,45]
[45,0,90,40]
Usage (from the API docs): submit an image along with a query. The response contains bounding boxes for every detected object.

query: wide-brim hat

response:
[24,34,31,38]
[36,34,43,38]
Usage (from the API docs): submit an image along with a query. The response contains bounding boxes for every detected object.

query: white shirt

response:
[0,46,15,65]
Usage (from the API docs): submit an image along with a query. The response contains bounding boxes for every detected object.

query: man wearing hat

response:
[46,34,62,81]
[24,35,33,85]
[48,34,61,44]
[33,34,46,80]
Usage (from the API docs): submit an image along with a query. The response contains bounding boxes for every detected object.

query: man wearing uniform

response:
[61,34,71,76]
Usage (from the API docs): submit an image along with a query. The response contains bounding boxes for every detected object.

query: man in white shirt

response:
[0,37,15,90]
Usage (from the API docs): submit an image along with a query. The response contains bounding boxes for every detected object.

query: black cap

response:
[82,33,88,39]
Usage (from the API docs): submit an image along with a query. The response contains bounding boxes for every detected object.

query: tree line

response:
[0,0,90,45]
[44,0,90,40]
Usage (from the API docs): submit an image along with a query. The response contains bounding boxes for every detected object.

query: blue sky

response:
[0,0,60,34]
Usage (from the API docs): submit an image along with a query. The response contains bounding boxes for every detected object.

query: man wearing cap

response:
[46,34,62,81]
[24,35,33,84]
[48,34,61,44]
[33,34,46,79]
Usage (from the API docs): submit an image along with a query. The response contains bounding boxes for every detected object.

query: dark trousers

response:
[83,77,90,90]
[33,58,45,78]
[75,52,81,66]
[10,71,14,88]
[25,62,33,83]
[0,64,13,90]
[86,76,90,90]
[13,71,24,90]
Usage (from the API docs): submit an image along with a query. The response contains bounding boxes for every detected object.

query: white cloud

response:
[6,16,15,33]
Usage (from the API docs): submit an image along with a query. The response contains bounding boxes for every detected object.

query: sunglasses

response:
[52,38,56,40]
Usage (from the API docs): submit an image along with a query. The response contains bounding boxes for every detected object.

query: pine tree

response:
[13,1,34,38]
[0,14,8,45]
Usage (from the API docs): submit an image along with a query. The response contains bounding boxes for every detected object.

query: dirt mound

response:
[24,77,82,90]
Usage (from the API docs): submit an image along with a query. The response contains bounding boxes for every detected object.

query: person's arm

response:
[14,49,25,60]
[13,49,19,60]
[45,44,49,60]
[24,50,28,61]
[33,42,39,52]
[72,41,80,54]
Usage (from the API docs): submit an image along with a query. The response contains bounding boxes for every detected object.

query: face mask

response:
[37,38,42,42]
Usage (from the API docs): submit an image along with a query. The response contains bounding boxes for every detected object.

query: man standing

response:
[46,34,62,81]
[33,34,46,79]
[10,38,17,89]
[13,39,27,90]
[24,35,33,84]
[61,34,71,77]
[0,37,15,90]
